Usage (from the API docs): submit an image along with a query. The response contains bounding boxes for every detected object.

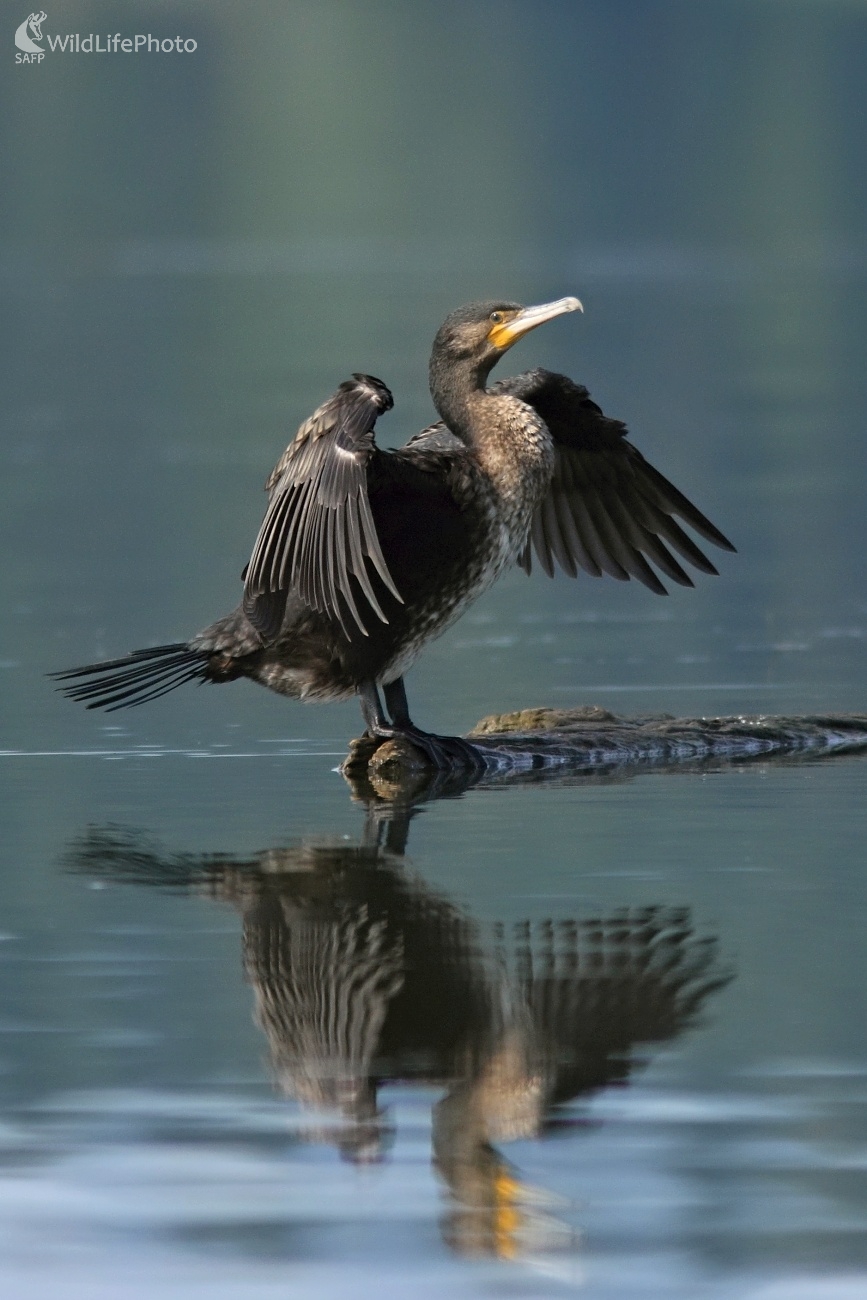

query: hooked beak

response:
[489,296,583,350]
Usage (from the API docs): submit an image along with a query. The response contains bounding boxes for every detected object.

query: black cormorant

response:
[53,297,735,767]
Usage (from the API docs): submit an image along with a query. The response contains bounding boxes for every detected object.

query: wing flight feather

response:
[243,374,401,641]
[493,369,735,594]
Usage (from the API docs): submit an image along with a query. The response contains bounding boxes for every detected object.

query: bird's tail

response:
[49,643,212,711]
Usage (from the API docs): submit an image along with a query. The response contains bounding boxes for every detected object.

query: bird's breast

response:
[464,397,555,568]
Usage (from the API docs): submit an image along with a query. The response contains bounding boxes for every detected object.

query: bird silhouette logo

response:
[15,11,47,53]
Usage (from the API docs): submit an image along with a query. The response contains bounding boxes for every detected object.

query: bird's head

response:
[431,296,583,372]
[429,296,583,431]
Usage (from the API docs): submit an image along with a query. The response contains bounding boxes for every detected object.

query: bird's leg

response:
[358,680,391,735]
[379,678,486,773]
[358,678,484,772]
[381,677,413,727]
[359,678,444,765]
[348,682,483,799]
[359,678,441,766]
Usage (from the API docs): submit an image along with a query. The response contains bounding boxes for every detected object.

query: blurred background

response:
[2,3,867,1297]
[3,0,866,750]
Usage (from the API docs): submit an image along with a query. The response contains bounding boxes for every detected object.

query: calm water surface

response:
[1,748,866,1298]
[3,3,867,1296]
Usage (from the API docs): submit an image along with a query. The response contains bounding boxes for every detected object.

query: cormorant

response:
[53,297,735,767]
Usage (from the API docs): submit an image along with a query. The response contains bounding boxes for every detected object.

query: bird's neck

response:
[429,356,495,441]
[430,358,555,537]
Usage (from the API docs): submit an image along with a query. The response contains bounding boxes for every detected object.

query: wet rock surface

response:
[341,708,867,801]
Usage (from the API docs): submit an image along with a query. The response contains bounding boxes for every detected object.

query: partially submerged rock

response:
[469,707,867,769]
[341,708,867,802]
[471,704,620,734]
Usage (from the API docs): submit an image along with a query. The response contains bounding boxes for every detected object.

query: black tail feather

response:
[49,643,211,711]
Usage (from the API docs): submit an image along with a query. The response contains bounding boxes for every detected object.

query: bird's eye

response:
[489,311,503,323]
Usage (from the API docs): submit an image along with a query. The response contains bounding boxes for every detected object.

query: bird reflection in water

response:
[65,804,731,1263]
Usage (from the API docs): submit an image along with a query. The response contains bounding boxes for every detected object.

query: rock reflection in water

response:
[65,808,731,1261]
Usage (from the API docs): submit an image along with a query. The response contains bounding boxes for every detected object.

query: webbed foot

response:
[369,723,487,775]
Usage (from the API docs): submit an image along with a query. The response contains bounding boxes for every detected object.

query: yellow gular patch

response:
[487,319,519,349]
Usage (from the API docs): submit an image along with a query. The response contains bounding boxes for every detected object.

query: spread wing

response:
[494,369,736,593]
[243,373,402,641]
